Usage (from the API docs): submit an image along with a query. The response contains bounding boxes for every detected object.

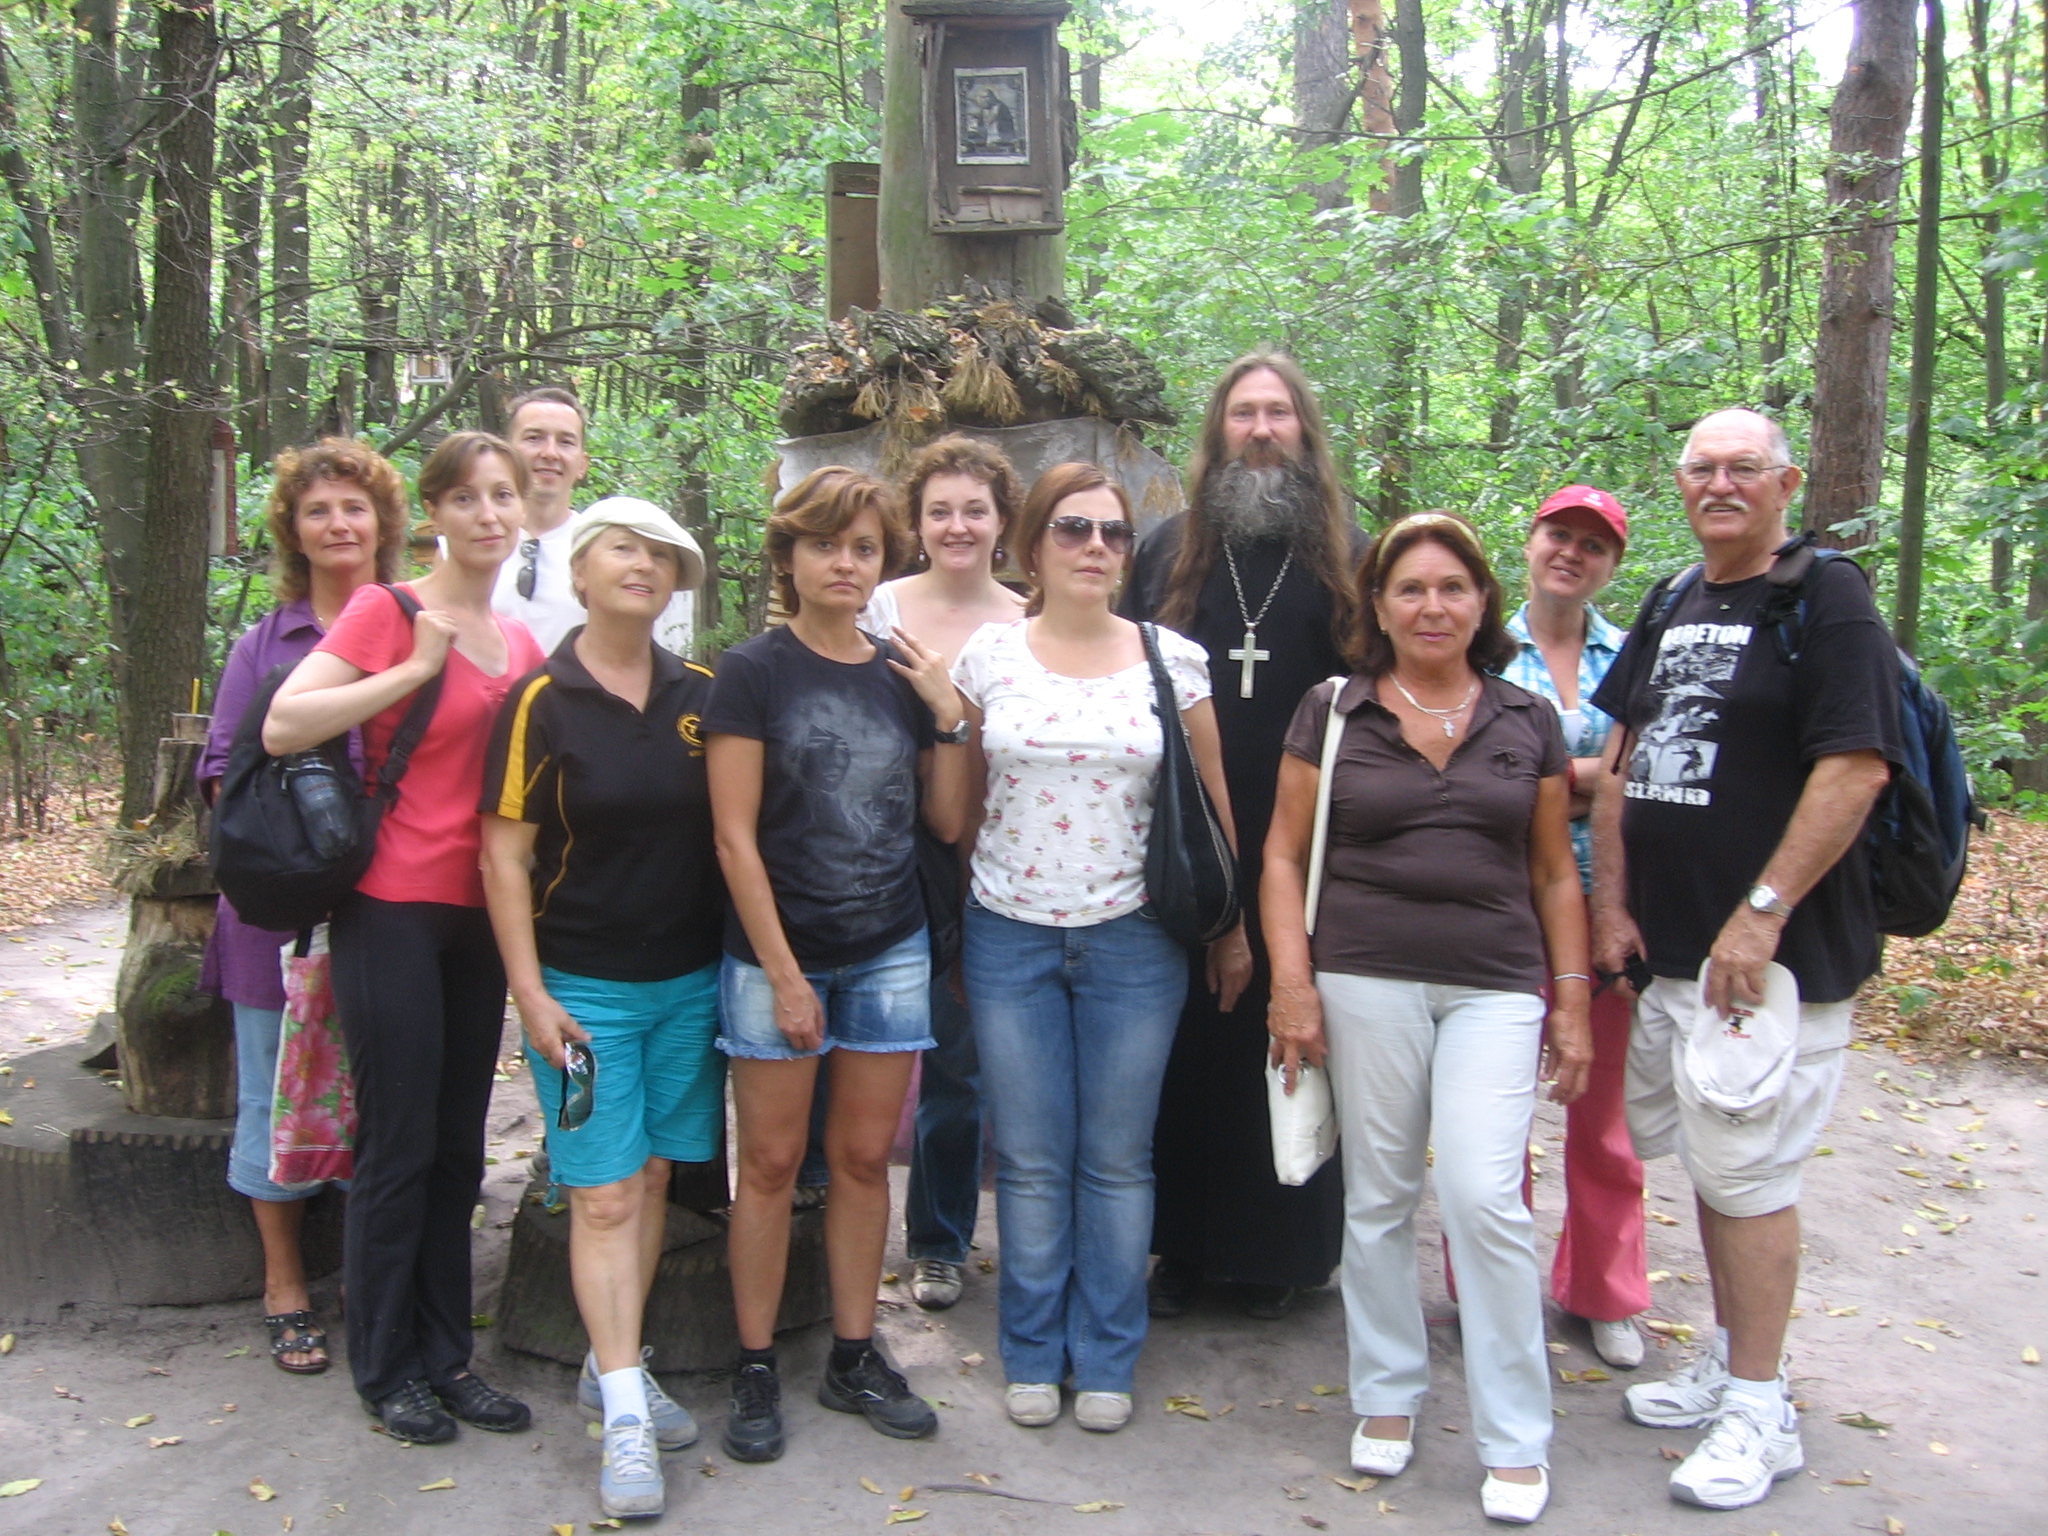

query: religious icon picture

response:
[954,67,1030,165]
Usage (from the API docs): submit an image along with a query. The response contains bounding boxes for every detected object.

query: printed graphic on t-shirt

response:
[781,689,916,897]
[1627,620,1752,806]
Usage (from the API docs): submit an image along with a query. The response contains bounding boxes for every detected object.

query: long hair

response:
[1350,511,1517,677]
[765,466,912,615]
[1013,461,1132,618]
[265,438,409,600]
[1158,352,1358,649]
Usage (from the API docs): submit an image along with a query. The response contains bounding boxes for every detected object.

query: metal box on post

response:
[908,0,1071,236]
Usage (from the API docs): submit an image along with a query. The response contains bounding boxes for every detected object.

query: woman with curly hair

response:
[198,437,409,1376]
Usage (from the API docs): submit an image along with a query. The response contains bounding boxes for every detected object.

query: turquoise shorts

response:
[527,962,725,1188]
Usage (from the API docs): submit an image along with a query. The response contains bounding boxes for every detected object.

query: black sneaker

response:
[435,1370,532,1432]
[363,1378,458,1444]
[818,1345,937,1440]
[1238,1283,1297,1321]
[1148,1258,1199,1318]
[723,1360,786,1462]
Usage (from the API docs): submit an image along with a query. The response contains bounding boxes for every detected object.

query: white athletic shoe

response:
[1669,1398,1804,1509]
[598,1414,665,1519]
[1480,1468,1550,1524]
[911,1258,964,1311]
[1591,1316,1646,1369]
[1005,1382,1060,1427]
[1073,1391,1133,1432]
[1350,1419,1416,1477]
[1623,1343,1730,1429]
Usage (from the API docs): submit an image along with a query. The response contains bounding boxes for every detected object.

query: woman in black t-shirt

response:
[479,499,719,1522]
[704,467,972,1463]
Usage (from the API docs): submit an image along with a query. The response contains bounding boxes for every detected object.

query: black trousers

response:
[330,893,506,1403]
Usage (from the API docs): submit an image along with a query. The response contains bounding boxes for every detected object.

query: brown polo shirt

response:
[1282,672,1568,994]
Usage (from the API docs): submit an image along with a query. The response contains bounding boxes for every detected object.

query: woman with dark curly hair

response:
[1261,511,1592,1524]
[198,438,410,1377]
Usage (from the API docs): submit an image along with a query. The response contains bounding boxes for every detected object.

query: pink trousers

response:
[1445,984,1648,1322]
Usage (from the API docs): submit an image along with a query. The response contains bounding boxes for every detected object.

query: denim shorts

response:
[526,962,725,1188]
[717,929,934,1061]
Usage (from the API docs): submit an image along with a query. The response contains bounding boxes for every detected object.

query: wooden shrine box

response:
[907,0,1071,235]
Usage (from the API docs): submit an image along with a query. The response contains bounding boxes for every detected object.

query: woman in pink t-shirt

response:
[264,431,544,1445]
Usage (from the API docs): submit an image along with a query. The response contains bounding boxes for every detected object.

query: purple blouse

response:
[199,598,359,1009]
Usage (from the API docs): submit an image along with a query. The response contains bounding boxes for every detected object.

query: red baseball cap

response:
[1533,484,1627,547]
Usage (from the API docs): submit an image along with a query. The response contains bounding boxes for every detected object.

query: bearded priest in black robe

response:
[1122,353,1364,1319]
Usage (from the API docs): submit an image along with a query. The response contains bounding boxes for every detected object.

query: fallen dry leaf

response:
[1887,1518,1906,1535]
[123,1413,154,1428]
[1834,1475,1871,1486]
[1283,1485,1307,1500]
[900,1487,915,1502]
[1377,1498,1398,1513]
[1546,1341,1568,1354]
[249,1478,277,1501]
[145,1366,168,1377]
[147,1435,182,1448]
[1328,1473,1378,1493]
[958,1352,984,1368]
[591,1522,624,1531]
[976,1257,995,1273]
[1647,1210,1680,1226]
[417,1478,456,1492]
[1836,1411,1893,1431]
[1558,1369,1579,1383]
[1659,1446,1684,1460]
[964,1472,998,1487]
[1294,1402,1319,1413]
[1218,1400,1236,1415]
[1072,1501,1123,1514]
[1826,1305,1861,1317]
[885,1511,929,1525]
[1928,1441,1950,1455]
[1905,1337,1936,1353]
[1645,1269,1672,1283]
[1309,1383,1341,1396]
[0,1110,11,1127]
[1300,1517,1329,1530]
[860,1478,884,1495]
[108,1520,129,1534]
[1258,1397,1284,1408]
[0,1333,13,1354]
[2022,1345,2040,1365]
[1861,1106,1882,1120]
[53,1384,81,1401]
[1579,1367,1611,1382]
[223,1345,249,1358]
[553,1525,575,1535]
[0,1480,42,1498]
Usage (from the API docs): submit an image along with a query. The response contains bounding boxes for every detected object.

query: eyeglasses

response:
[1678,460,1788,487]
[515,537,540,599]
[1047,515,1135,553]
[557,1041,596,1131]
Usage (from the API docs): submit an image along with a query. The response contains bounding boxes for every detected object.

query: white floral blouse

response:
[952,619,1211,927]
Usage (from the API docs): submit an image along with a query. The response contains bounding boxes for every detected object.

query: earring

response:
[993,544,1006,566]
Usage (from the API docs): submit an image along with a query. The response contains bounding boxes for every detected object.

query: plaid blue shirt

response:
[1499,602,1626,888]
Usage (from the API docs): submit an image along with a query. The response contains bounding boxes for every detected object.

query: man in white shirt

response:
[492,387,695,655]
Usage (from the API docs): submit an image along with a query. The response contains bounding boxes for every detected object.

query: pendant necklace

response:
[1390,673,1478,737]
[1223,543,1292,698]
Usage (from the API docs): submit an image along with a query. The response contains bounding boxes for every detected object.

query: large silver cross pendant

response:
[1228,627,1269,699]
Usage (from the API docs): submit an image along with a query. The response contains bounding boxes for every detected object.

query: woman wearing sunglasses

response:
[704,467,972,1463]
[951,462,1242,1433]
[478,499,721,1521]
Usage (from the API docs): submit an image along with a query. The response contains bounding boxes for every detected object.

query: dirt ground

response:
[0,901,2041,1536]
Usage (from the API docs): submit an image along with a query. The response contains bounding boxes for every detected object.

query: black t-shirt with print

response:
[703,625,935,971]
[1590,554,1902,1004]
[480,637,725,983]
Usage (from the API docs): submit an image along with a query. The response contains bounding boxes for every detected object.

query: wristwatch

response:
[1746,884,1795,920]
[932,720,971,745]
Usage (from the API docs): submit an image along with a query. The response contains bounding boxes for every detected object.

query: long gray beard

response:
[1201,457,1327,549]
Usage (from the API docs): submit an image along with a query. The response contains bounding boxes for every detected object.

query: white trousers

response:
[1319,972,1553,1468]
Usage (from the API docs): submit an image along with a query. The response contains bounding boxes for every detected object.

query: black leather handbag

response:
[1138,621,1240,947]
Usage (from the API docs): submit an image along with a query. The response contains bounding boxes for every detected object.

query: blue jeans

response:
[228,1003,330,1202]
[717,930,935,1060]
[905,972,982,1263]
[964,901,1187,1393]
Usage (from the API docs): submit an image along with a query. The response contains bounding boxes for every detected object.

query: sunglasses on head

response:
[515,536,540,600]
[1046,514,1135,553]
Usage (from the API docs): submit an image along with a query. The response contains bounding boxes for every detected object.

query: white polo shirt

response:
[492,513,695,657]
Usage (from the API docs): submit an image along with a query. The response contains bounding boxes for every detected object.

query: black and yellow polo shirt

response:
[480,637,724,982]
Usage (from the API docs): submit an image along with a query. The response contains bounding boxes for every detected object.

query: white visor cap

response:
[568,497,706,593]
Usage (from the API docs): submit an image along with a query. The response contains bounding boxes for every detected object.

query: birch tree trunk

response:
[268,7,314,452]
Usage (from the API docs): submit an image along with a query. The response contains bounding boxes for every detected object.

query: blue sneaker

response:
[579,1347,699,1451]
[598,1414,664,1519]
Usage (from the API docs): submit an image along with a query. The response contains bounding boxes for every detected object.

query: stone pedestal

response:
[496,1184,834,1372]
[0,1043,342,1324]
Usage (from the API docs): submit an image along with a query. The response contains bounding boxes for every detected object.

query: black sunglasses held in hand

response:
[1047,515,1135,554]
[558,1041,596,1131]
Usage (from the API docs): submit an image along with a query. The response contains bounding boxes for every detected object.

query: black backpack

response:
[1636,535,1983,938]
[209,586,444,933]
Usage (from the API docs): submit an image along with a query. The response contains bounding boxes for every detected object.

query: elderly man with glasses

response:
[1589,408,1901,1512]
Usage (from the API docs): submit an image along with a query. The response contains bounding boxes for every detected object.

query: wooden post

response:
[878,0,1070,311]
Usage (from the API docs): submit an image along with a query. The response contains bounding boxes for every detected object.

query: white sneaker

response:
[1350,1419,1415,1477]
[911,1258,963,1311]
[1591,1317,1645,1369]
[1623,1343,1729,1428]
[598,1414,665,1519]
[1669,1398,1803,1509]
[1005,1382,1060,1428]
[1480,1468,1549,1524]
[1073,1391,1132,1432]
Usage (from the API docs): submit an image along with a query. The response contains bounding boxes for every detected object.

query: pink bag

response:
[269,927,357,1185]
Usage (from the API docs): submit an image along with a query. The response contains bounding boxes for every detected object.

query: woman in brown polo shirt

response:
[1261,511,1591,1526]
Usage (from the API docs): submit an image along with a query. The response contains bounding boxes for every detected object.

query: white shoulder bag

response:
[1268,676,1350,1187]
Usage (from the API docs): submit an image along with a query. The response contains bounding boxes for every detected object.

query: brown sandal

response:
[265,1310,330,1374]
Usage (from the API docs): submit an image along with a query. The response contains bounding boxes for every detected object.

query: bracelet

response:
[1552,972,1592,983]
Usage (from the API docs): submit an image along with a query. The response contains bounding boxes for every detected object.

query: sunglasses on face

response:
[557,1041,596,1131]
[1046,515,1135,553]
[515,537,540,600]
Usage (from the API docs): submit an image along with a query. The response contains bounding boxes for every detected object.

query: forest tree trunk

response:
[268,8,313,452]
[221,105,265,472]
[122,0,220,824]
[1374,0,1426,522]
[1807,0,1917,545]
[1294,0,1353,210]
[1893,0,1943,655]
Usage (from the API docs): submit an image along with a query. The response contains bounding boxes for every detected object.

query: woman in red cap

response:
[1500,485,1649,1369]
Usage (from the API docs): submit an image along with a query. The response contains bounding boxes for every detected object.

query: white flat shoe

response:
[1005,1382,1060,1427]
[1590,1316,1645,1369]
[1350,1419,1415,1477]
[1073,1390,1132,1432]
[1481,1467,1549,1524]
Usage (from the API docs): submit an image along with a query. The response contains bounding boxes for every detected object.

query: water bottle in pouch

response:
[280,752,355,862]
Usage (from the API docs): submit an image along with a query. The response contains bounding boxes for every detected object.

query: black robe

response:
[1122,515,1356,1288]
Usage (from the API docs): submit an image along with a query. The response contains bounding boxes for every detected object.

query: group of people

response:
[199,361,1902,1526]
